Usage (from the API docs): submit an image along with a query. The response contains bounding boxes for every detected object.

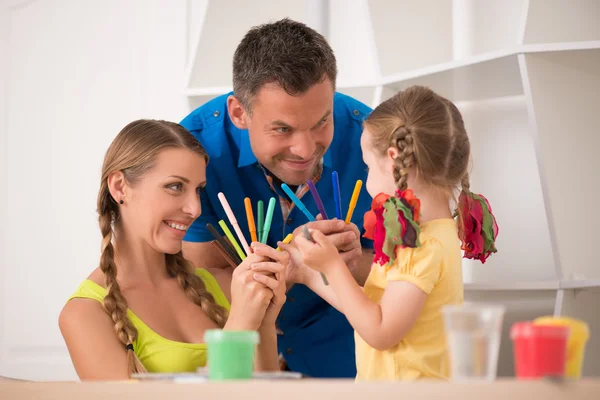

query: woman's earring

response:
[119,199,124,205]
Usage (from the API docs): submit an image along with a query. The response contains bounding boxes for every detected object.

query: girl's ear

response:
[387,147,399,171]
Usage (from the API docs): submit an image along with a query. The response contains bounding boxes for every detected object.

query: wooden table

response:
[1,379,599,399]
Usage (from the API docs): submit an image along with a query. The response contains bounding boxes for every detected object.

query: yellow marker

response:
[276,233,294,251]
[218,220,246,260]
[345,180,363,224]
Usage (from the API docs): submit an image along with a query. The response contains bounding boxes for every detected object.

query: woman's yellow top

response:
[355,219,464,380]
[68,268,230,373]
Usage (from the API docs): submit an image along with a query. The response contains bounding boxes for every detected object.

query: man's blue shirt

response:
[180,92,372,377]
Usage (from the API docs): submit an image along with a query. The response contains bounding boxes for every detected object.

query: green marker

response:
[261,197,276,244]
[257,200,264,244]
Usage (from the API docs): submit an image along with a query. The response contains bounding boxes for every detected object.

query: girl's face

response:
[360,129,399,198]
[115,148,207,255]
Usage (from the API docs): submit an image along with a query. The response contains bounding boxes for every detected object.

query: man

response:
[180,18,373,378]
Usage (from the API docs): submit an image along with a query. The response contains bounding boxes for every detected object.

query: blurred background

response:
[1,0,598,381]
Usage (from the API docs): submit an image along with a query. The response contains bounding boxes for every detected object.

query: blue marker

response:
[281,184,315,222]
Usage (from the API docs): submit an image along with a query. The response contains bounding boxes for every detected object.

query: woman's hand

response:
[249,242,288,327]
[225,253,273,331]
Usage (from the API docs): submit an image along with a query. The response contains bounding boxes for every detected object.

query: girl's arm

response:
[321,260,427,350]
[296,230,440,351]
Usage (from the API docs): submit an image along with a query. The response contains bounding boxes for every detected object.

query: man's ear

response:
[227,95,248,130]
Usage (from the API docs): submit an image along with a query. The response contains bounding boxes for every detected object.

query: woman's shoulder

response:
[86,268,106,288]
[196,267,232,305]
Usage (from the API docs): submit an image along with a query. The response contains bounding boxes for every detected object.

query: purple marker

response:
[307,179,328,220]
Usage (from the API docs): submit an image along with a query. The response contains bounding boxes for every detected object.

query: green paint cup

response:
[204,329,259,380]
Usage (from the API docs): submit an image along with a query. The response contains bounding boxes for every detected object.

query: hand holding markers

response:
[212,172,362,286]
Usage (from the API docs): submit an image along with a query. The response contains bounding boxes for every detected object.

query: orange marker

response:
[276,233,294,251]
[244,197,257,243]
[345,180,363,224]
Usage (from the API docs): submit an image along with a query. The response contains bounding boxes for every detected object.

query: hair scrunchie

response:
[363,189,421,266]
[457,191,498,263]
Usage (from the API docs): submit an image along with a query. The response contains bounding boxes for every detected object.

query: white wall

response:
[0,1,10,381]
[1,0,189,381]
[459,96,555,283]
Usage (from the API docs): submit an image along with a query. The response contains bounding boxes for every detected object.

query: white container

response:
[442,303,505,381]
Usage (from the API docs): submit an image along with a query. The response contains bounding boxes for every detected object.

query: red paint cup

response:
[510,321,569,379]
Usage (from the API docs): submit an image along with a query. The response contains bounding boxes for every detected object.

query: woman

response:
[59,119,288,380]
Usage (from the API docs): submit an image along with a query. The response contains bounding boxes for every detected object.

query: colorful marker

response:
[217,192,250,256]
[261,197,277,244]
[276,233,294,251]
[218,220,246,261]
[281,183,315,222]
[206,223,241,264]
[244,197,257,243]
[307,179,328,219]
[345,180,363,224]
[257,200,264,244]
[332,171,342,220]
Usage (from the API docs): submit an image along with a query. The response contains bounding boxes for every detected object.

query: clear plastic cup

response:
[442,303,505,381]
[204,329,259,380]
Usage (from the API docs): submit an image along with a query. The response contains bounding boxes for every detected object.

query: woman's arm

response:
[59,299,130,380]
[254,325,280,371]
[211,254,281,371]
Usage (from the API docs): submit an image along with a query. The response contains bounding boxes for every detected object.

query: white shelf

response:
[183,84,379,110]
[464,281,559,291]
[382,51,522,103]
[520,48,600,282]
[559,279,600,290]
[185,0,307,89]
[184,42,600,106]
[522,40,600,53]
[367,0,453,77]
[464,279,600,292]
[522,0,600,45]
[378,42,600,103]
[181,1,600,294]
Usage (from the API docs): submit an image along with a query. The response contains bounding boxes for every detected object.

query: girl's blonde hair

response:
[97,119,228,377]
[364,85,471,222]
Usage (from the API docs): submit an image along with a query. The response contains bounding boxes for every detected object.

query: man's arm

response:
[182,241,230,270]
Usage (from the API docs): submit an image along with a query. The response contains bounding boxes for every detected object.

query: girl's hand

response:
[276,240,314,286]
[250,242,288,327]
[295,229,343,275]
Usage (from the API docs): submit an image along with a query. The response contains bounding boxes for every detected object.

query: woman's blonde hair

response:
[97,119,228,377]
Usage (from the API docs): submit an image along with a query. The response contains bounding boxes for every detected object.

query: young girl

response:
[291,85,498,380]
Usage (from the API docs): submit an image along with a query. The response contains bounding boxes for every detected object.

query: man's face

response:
[244,79,335,186]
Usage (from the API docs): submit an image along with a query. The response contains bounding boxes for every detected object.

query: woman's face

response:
[117,148,207,255]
